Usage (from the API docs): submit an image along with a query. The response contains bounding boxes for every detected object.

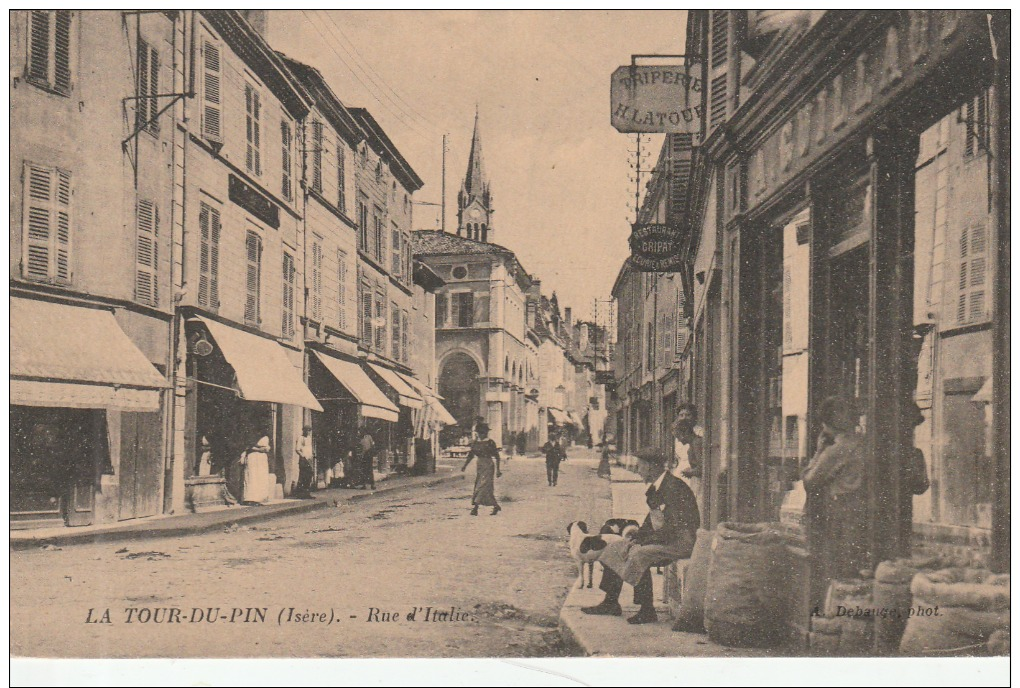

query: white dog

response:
[567,520,626,588]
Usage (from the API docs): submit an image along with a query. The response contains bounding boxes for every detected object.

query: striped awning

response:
[367,363,424,409]
[313,352,399,422]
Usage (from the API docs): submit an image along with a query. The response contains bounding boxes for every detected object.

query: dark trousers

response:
[546,461,559,485]
[600,566,654,608]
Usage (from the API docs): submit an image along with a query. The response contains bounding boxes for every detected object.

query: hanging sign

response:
[611,65,702,134]
[628,222,683,271]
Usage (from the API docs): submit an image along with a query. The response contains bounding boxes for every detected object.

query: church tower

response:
[457,108,493,242]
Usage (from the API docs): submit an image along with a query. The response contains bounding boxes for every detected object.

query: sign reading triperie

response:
[611,65,702,134]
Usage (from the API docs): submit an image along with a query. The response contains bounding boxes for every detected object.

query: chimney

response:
[240,10,268,39]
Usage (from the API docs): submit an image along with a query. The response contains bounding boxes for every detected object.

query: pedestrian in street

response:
[582,449,700,624]
[541,434,564,486]
[671,404,704,498]
[294,425,315,498]
[240,435,272,505]
[596,429,613,479]
[516,430,527,456]
[461,422,502,515]
[357,426,376,490]
[802,396,869,582]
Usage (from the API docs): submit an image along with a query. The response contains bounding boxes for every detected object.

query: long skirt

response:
[241,451,271,503]
[472,457,498,506]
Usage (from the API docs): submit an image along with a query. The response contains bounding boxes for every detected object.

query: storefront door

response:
[118,411,163,521]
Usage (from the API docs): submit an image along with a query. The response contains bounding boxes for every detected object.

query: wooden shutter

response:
[311,239,323,320]
[22,163,71,284]
[401,310,409,363]
[374,291,386,351]
[361,284,373,344]
[198,202,220,309]
[436,293,447,328]
[708,11,729,132]
[134,199,159,305]
[311,120,323,193]
[244,231,261,326]
[391,227,401,275]
[338,250,348,330]
[281,120,292,200]
[391,303,401,359]
[450,291,461,327]
[202,40,222,141]
[337,144,346,211]
[137,40,159,134]
[28,11,50,85]
[957,221,989,325]
[245,85,261,174]
[282,252,295,338]
[53,11,71,94]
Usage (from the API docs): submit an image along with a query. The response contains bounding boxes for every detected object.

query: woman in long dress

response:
[461,422,502,516]
[240,436,272,505]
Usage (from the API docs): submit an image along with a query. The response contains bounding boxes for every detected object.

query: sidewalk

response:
[558,462,776,657]
[10,468,464,551]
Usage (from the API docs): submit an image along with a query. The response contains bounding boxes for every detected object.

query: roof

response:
[278,54,363,146]
[349,108,424,192]
[413,230,533,292]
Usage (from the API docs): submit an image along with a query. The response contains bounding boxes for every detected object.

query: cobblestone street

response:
[11,449,609,658]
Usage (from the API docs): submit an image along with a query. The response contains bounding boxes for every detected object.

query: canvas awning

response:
[395,372,457,427]
[11,297,168,411]
[196,317,322,412]
[368,363,424,409]
[548,407,571,425]
[313,352,399,422]
[569,411,585,428]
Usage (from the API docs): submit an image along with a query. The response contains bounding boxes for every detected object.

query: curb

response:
[11,473,464,551]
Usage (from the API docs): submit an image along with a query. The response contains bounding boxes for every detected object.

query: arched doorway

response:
[438,351,481,445]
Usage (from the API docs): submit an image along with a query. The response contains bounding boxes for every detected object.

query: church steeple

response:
[457,107,493,242]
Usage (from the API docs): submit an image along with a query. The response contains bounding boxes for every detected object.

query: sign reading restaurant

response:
[611,65,702,134]
[628,222,683,271]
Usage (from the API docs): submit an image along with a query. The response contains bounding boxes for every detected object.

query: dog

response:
[567,520,626,588]
[600,518,640,539]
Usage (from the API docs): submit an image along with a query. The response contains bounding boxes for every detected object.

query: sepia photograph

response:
[8,8,1010,683]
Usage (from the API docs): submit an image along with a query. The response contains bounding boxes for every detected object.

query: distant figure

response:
[240,436,272,505]
[516,431,527,456]
[462,422,502,515]
[356,426,376,490]
[294,425,315,498]
[597,429,613,479]
[542,435,564,487]
[671,404,704,497]
[802,396,868,582]
[196,435,213,477]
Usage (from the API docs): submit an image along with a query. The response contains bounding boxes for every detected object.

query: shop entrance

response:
[826,244,871,428]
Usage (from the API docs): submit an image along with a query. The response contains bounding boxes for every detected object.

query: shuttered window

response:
[337,143,346,212]
[391,302,401,360]
[436,293,447,328]
[337,250,348,330]
[134,199,159,305]
[27,10,72,95]
[452,292,474,328]
[391,226,401,276]
[311,120,323,193]
[136,39,160,135]
[202,40,222,142]
[373,210,384,262]
[244,230,262,326]
[281,120,293,200]
[708,11,728,133]
[360,282,373,345]
[245,84,262,176]
[709,75,728,131]
[282,251,295,339]
[357,198,368,251]
[197,201,221,309]
[401,310,409,363]
[311,237,323,321]
[710,10,728,68]
[374,290,386,351]
[22,162,72,284]
[957,221,989,325]
[964,91,989,159]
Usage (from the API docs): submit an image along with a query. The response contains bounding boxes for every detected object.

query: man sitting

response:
[582,449,700,624]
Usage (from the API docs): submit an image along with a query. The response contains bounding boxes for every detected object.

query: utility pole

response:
[441,133,447,232]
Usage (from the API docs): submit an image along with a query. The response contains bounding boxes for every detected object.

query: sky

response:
[269,10,686,322]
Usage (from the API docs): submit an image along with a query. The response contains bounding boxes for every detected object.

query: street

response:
[10,448,608,658]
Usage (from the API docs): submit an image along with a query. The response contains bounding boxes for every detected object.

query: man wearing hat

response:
[582,448,700,624]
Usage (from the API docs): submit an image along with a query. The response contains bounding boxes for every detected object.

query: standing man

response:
[542,434,564,487]
[671,404,703,498]
[294,425,315,498]
[358,424,376,490]
[582,450,700,624]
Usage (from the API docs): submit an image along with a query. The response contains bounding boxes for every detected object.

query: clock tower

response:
[457,107,493,242]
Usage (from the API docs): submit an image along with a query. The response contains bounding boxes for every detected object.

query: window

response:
[201,39,222,141]
[21,163,71,284]
[375,160,383,183]
[401,310,409,363]
[403,237,412,286]
[337,143,346,212]
[391,225,401,276]
[134,199,159,306]
[282,251,295,338]
[27,10,72,95]
[198,201,221,309]
[373,209,384,261]
[374,290,386,351]
[311,120,323,193]
[244,230,262,326]
[357,196,368,251]
[436,293,447,328]
[646,323,655,370]
[281,120,293,200]
[359,280,373,345]
[451,291,474,328]
[957,221,990,325]
[964,91,989,159]
[360,143,368,167]
[136,39,160,135]
[391,302,401,360]
[337,250,348,330]
[310,236,323,321]
[245,84,262,176]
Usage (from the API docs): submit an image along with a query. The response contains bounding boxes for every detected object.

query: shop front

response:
[11,297,169,528]
[724,11,1004,642]
[366,362,424,473]
[182,316,322,509]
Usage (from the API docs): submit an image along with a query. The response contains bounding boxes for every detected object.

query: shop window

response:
[27,10,72,96]
[134,199,159,306]
[22,162,72,285]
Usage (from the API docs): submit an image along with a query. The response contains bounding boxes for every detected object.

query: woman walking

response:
[461,422,502,515]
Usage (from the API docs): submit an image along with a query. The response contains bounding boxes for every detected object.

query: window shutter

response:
[282,252,295,338]
[391,228,401,275]
[362,286,373,345]
[450,292,461,327]
[311,120,323,193]
[198,202,220,309]
[374,292,386,351]
[401,310,409,363]
[311,240,323,320]
[337,145,346,211]
[202,41,222,141]
[54,11,71,94]
[281,120,292,200]
[134,199,159,305]
[436,293,447,328]
[28,11,50,85]
[253,91,261,175]
[783,266,793,351]
[710,10,728,68]
[23,163,53,281]
[473,292,489,324]
[391,304,401,359]
[337,251,348,330]
[244,231,261,326]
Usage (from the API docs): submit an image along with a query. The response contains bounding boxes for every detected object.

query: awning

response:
[368,363,424,409]
[569,411,585,428]
[196,317,322,412]
[395,371,457,427]
[548,407,571,425]
[11,297,168,411]
[313,351,399,422]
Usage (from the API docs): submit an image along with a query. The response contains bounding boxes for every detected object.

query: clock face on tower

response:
[469,208,481,220]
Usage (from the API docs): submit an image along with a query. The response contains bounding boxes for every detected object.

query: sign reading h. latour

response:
[611,65,702,134]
